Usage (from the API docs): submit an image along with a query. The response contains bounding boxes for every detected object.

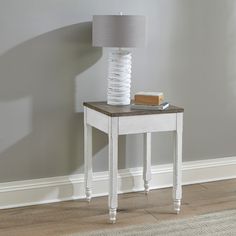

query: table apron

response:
[86,108,109,133]
[86,107,179,135]
[118,113,177,135]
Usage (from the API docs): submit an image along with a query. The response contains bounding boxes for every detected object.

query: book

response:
[131,102,169,111]
[134,92,164,105]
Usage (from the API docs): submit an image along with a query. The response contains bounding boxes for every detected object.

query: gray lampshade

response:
[92,15,146,48]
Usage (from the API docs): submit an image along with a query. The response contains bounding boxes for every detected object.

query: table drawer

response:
[119,113,177,135]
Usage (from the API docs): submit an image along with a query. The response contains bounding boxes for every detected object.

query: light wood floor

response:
[0,179,236,236]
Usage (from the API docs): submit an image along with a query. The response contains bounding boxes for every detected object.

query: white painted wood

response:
[84,107,93,202]
[143,132,151,194]
[108,117,119,223]
[119,113,176,135]
[86,108,109,133]
[173,113,183,213]
[0,156,236,210]
[84,108,183,222]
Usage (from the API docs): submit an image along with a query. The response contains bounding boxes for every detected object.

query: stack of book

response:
[131,92,169,110]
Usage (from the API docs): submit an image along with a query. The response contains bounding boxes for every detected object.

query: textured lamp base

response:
[107,49,132,105]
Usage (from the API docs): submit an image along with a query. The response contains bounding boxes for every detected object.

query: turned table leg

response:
[108,117,118,223]
[173,113,183,214]
[143,132,152,194]
[84,108,92,202]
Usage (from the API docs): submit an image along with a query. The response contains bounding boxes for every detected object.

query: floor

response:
[0,179,236,236]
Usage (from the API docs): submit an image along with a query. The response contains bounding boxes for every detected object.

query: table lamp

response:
[92,14,146,105]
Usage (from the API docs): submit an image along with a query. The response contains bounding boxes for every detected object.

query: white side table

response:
[83,102,184,223]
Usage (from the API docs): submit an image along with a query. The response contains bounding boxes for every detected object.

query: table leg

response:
[143,132,151,194]
[173,113,183,214]
[108,117,118,223]
[84,108,92,202]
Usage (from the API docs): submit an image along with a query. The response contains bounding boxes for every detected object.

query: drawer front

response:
[119,113,177,135]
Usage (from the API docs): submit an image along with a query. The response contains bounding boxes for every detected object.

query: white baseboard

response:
[0,156,236,209]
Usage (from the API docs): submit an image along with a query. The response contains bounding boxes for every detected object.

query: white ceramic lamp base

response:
[107,49,132,105]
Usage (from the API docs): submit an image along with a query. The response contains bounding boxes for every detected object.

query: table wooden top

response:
[84,101,184,117]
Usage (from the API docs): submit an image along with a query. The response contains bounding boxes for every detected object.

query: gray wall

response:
[0,0,236,183]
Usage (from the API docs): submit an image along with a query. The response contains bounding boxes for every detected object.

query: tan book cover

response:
[134,92,164,105]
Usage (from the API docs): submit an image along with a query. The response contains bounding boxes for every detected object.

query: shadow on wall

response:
[0,22,102,182]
